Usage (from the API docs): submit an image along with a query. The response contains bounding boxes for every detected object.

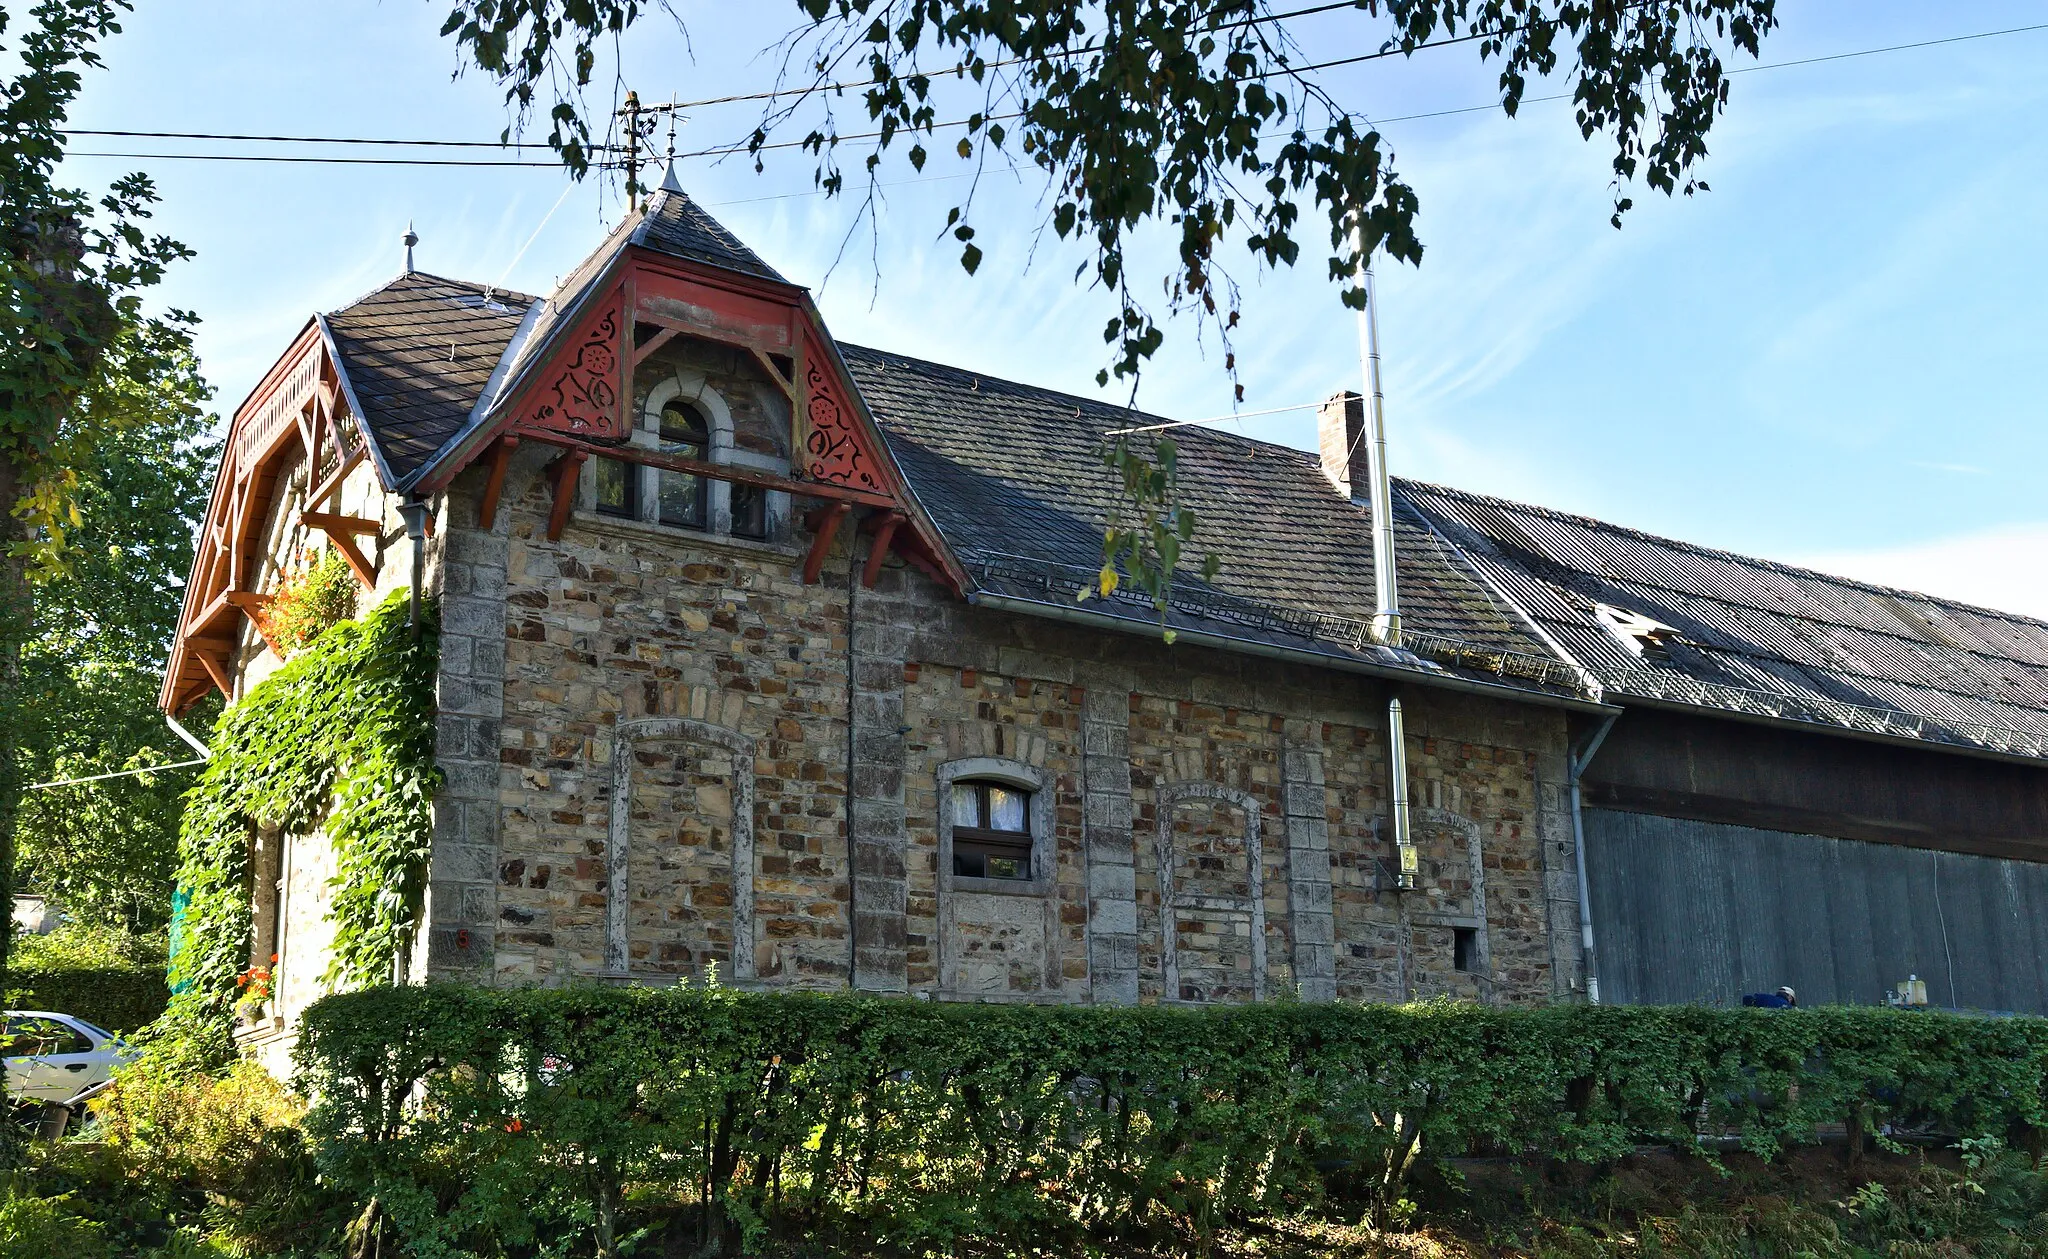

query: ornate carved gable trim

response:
[440,246,964,593]
[797,325,887,496]
[509,285,629,442]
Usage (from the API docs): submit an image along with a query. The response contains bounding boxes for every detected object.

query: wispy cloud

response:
[1908,460,1989,476]
[1797,522,2048,619]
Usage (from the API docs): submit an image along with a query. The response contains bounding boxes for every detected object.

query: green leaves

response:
[1090,433,1216,640]
[156,593,442,1065]
[296,987,2048,1257]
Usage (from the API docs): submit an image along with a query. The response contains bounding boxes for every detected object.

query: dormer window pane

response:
[595,457,636,517]
[730,482,768,539]
[950,784,980,828]
[951,779,1034,880]
[656,400,708,527]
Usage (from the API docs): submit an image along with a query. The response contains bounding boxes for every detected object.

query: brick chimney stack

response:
[1317,390,1367,500]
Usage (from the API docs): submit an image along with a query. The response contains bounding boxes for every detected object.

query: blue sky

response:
[53,1,2048,615]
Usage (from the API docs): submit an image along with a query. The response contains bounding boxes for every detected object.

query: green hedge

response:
[296,985,2048,1256]
[7,962,169,1031]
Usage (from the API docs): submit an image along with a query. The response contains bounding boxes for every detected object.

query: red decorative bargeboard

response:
[799,332,884,495]
[515,298,628,442]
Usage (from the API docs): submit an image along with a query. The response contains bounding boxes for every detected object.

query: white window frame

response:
[584,373,789,540]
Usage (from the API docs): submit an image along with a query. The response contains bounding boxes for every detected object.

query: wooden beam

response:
[324,532,378,590]
[746,346,798,403]
[307,442,365,509]
[478,435,518,530]
[300,511,382,535]
[513,429,897,510]
[223,591,274,614]
[863,512,903,589]
[194,650,232,698]
[632,325,681,367]
[545,450,586,541]
[193,588,234,631]
[801,502,849,584]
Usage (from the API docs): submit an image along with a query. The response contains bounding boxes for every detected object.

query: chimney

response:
[1318,390,1367,499]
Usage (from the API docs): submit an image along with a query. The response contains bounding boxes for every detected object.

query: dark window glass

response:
[656,400,708,528]
[1453,927,1477,973]
[595,457,636,518]
[950,781,1032,880]
[1,1017,88,1056]
[730,482,768,539]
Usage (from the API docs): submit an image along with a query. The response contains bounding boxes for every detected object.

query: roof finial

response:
[658,102,686,195]
[403,221,419,273]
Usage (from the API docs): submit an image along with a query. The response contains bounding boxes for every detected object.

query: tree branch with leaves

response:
[0,0,206,1003]
[439,0,1776,619]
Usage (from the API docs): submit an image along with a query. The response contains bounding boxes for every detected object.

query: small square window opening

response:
[1453,926,1478,973]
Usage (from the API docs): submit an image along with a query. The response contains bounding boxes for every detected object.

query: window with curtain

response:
[951,780,1032,879]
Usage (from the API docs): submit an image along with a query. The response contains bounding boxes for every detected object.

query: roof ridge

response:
[328,269,539,319]
[839,341,1320,465]
[1399,475,2048,633]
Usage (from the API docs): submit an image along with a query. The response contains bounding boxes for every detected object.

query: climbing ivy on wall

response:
[157,591,440,1065]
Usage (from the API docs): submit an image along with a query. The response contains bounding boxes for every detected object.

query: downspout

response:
[398,499,432,637]
[1352,223,1414,886]
[1569,713,1619,1003]
[844,529,860,987]
[165,713,211,759]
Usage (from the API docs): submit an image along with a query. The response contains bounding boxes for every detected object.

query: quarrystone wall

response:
[421,471,1583,1007]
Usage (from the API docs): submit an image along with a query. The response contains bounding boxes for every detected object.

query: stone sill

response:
[946,873,1053,898]
[575,511,804,564]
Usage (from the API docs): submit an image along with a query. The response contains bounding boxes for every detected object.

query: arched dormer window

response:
[589,374,784,540]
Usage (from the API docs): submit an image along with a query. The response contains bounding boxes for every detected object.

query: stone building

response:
[163,170,2048,1070]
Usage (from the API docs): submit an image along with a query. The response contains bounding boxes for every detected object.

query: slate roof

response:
[391,178,790,492]
[315,188,2048,757]
[1402,481,2048,757]
[324,272,535,483]
[843,344,1590,699]
[636,178,786,282]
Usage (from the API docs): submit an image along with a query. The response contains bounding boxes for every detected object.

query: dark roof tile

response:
[1402,480,2048,756]
[325,272,534,483]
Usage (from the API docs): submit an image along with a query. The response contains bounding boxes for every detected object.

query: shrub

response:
[6,926,169,1031]
[88,1059,333,1253]
[6,963,168,1032]
[259,547,358,657]
[0,1184,110,1259]
[296,985,2048,1258]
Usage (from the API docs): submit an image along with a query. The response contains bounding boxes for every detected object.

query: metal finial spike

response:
[402,221,419,273]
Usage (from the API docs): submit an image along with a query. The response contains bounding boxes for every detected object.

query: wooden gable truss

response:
[160,324,384,713]
[421,245,964,595]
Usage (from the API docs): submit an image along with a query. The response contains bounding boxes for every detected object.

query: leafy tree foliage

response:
[15,402,217,935]
[0,0,202,988]
[440,0,1776,620]
[441,0,1776,382]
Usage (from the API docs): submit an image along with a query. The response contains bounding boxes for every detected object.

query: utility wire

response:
[61,128,623,151]
[61,150,603,167]
[1107,400,1321,435]
[56,22,2048,168]
[26,759,207,791]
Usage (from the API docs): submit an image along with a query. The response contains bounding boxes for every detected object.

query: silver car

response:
[3,1010,133,1107]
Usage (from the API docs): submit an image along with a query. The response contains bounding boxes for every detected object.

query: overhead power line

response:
[63,151,607,167]
[26,759,206,791]
[61,128,621,150]
[58,19,2048,169]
